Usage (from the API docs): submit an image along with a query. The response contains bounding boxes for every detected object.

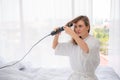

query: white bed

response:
[0,62,120,80]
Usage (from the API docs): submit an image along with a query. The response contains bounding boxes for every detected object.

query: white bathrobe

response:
[55,35,100,80]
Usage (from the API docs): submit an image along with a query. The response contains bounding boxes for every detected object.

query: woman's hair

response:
[66,15,90,45]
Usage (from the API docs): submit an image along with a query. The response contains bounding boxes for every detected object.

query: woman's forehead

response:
[74,20,85,25]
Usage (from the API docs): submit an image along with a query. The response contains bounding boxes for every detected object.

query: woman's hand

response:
[54,27,61,37]
[64,26,89,53]
[64,26,75,37]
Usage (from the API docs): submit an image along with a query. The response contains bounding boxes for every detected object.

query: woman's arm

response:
[64,26,89,53]
[52,34,59,49]
[52,27,61,49]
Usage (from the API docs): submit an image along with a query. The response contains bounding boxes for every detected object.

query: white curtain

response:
[0,0,22,61]
[108,0,120,77]
[0,0,93,68]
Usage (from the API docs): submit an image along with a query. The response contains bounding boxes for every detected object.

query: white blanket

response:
[0,68,34,80]
[0,64,120,80]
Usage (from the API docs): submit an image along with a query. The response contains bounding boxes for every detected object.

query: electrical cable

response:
[0,34,51,69]
[0,23,73,69]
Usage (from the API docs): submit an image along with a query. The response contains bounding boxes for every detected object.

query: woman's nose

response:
[77,27,81,30]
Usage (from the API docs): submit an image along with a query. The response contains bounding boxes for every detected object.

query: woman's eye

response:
[74,26,77,28]
[78,25,82,27]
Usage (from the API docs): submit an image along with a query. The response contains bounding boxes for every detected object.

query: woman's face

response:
[74,20,89,37]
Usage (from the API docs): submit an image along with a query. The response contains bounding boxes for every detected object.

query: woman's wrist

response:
[70,31,78,39]
[54,34,59,38]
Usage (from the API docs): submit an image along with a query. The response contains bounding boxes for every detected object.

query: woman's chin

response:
[77,34,81,37]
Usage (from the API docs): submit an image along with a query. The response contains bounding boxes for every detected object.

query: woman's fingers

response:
[54,27,61,36]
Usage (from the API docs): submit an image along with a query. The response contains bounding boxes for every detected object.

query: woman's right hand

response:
[54,27,61,37]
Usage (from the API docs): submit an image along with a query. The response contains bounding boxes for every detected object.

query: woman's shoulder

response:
[86,35,100,46]
[88,35,99,42]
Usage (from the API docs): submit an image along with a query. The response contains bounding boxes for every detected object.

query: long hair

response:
[66,15,90,45]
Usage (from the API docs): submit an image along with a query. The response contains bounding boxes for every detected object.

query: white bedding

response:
[0,65,120,80]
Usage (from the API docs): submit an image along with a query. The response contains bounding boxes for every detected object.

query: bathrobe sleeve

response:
[55,42,73,56]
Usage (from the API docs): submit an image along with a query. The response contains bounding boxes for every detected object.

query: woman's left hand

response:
[64,26,75,36]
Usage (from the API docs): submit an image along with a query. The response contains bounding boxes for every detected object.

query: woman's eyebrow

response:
[74,24,82,27]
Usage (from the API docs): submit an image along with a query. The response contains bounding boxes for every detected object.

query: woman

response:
[52,15,100,80]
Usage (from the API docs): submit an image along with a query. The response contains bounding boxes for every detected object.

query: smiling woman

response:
[0,0,120,79]
[53,15,100,80]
